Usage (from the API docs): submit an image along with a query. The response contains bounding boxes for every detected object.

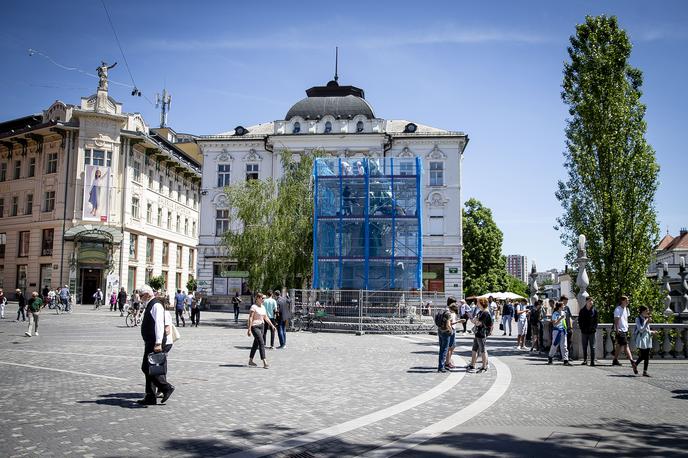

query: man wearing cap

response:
[138,284,174,405]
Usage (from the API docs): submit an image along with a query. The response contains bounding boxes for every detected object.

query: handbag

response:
[170,323,181,343]
[147,351,167,376]
[499,323,504,331]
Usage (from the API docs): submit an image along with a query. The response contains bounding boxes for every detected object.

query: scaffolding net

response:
[313,157,422,290]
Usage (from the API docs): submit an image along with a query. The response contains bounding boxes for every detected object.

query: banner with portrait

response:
[83,164,111,222]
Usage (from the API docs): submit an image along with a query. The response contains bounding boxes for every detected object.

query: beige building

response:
[0,79,200,303]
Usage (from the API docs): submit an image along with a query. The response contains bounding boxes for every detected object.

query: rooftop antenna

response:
[155,87,172,128]
[334,46,339,82]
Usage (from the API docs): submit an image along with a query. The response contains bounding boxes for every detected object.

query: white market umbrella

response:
[477,292,526,300]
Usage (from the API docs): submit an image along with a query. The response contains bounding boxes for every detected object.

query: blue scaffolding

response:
[313,157,423,290]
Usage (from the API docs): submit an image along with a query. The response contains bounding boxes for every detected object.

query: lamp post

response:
[529,261,539,306]
[661,262,673,318]
[576,234,589,308]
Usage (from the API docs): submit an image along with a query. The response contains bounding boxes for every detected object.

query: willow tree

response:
[556,15,660,319]
[222,150,317,292]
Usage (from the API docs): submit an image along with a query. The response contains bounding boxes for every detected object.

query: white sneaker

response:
[34,332,39,336]
[24,332,31,337]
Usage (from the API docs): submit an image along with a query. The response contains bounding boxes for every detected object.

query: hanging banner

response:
[83,165,110,222]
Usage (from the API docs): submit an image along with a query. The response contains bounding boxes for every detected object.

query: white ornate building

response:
[0,80,200,302]
[196,79,468,302]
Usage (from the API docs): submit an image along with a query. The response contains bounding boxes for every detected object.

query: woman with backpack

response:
[547,302,571,366]
[466,298,492,373]
[633,306,656,377]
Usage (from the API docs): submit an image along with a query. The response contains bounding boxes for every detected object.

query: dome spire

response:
[334,47,339,83]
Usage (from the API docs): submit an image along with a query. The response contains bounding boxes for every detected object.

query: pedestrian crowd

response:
[436,294,657,378]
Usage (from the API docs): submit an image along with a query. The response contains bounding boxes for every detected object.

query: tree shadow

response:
[161,419,688,457]
[672,389,688,400]
[218,364,246,368]
[77,392,146,409]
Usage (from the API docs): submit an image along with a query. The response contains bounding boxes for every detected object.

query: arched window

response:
[324,121,332,134]
[293,122,300,134]
[356,120,364,133]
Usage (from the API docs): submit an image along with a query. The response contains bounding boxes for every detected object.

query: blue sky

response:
[1,0,686,271]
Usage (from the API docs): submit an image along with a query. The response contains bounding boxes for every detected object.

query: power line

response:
[100,0,137,90]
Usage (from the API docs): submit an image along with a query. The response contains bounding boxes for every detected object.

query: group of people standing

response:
[437,293,658,377]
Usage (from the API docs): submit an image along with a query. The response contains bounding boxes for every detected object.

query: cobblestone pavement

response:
[0,309,686,457]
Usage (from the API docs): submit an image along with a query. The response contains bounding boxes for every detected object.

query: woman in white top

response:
[248,293,276,369]
[633,305,656,377]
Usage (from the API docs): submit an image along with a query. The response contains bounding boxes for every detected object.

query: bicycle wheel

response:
[292,316,302,332]
[126,313,135,327]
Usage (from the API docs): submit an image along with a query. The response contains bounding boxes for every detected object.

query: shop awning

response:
[64,225,123,244]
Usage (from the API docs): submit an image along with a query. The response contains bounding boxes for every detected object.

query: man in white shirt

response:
[613,295,637,371]
[138,284,174,406]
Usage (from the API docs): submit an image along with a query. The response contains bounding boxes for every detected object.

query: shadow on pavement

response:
[672,389,688,400]
[161,419,688,457]
[77,392,145,409]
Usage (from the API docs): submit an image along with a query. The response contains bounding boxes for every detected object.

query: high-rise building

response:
[506,254,528,283]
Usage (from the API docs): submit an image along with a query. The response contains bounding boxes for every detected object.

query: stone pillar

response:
[528,261,538,306]
[662,262,673,318]
[679,256,688,318]
[575,234,590,307]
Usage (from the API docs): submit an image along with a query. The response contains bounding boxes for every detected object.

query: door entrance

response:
[80,268,102,304]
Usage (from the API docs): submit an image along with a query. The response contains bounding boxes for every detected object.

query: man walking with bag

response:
[138,284,174,406]
[275,290,291,349]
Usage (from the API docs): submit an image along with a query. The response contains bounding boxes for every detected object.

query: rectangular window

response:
[132,160,141,182]
[399,160,415,176]
[16,265,28,291]
[176,246,182,268]
[0,162,7,181]
[146,203,153,224]
[145,268,152,284]
[192,220,196,237]
[129,233,138,260]
[175,272,182,290]
[128,266,137,293]
[216,209,229,236]
[429,161,444,186]
[84,149,112,167]
[177,185,182,202]
[28,158,35,177]
[18,231,30,257]
[46,153,58,174]
[162,270,169,290]
[159,175,164,192]
[218,164,231,187]
[162,242,169,265]
[157,207,162,226]
[26,194,33,215]
[188,249,194,269]
[167,211,172,230]
[246,163,259,181]
[176,215,181,232]
[131,197,140,219]
[146,238,154,263]
[0,198,4,217]
[43,191,55,212]
[148,170,154,189]
[0,233,6,258]
[11,196,18,216]
[39,264,52,290]
[168,179,172,196]
[41,229,54,256]
[13,160,21,179]
[429,215,444,236]
[184,218,189,235]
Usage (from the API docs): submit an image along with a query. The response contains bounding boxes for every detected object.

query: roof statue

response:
[97,61,117,91]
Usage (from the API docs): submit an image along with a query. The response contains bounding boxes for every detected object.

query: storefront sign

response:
[448,267,459,274]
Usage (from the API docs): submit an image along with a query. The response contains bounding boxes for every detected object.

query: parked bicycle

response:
[47,298,62,314]
[291,303,326,332]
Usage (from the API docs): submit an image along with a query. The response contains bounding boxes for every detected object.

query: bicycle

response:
[93,298,104,310]
[125,306,142,327]
[47,298,62,314]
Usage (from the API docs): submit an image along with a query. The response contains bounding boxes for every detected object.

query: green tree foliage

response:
[222,150,318,292]
[556,15,660,321]
[186,277,197,292]
[148,275,165,292]
[462,198,517,296]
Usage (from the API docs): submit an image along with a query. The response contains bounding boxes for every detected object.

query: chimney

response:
[680,227,687,236]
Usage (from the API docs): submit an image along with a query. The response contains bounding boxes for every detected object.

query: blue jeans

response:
[501,315,513,334]
[277,319,287,347]
[438,331,451,370]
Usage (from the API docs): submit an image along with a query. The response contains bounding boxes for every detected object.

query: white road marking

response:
[226,355,467,458]
[360,356,512,457]
[0,360,128,381]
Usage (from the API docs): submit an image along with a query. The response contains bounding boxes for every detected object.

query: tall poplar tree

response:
[556,15,660,318]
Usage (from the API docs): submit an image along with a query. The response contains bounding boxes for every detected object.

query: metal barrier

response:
[289,289,452,334]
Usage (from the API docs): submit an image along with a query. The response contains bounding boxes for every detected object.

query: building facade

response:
[196,79,468,302]
[506,254,528,283]
[0,81,200,302]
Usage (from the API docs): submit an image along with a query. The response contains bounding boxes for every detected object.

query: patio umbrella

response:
[477,292,526,300]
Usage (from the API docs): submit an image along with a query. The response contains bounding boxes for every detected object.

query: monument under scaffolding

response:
[313,157,423,290]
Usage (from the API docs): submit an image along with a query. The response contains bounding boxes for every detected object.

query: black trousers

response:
[635,348,650,372]
[461,313,469,332]
[175,309,185,327]
[263,321,275,347]
[17,307,26,321]
[581,332,596,362]
[141,342,172,399]
[250,325,266,360]
[190,308,200,326]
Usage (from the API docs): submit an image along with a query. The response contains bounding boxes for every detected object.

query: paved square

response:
[0,308,686,457]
